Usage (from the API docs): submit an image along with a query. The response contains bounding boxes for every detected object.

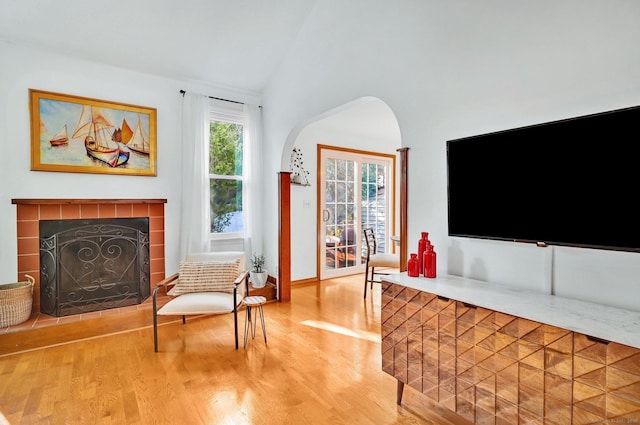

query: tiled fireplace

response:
[12,199,166,315]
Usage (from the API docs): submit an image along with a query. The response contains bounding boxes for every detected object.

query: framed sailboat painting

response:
[29,89,157,176]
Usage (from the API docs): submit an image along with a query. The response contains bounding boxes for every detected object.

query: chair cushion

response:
[369,253,400,268]
[157,292,241,315]
[168,259,240,296]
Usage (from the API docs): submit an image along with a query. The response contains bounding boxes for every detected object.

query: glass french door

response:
[319,148,394,280]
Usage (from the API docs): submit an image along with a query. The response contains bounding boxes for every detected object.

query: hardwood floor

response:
[0,275,469,425]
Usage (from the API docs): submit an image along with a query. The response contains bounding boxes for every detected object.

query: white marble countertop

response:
[382,273,640,349]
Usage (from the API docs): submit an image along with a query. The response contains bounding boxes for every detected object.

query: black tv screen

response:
[446,105,640,253]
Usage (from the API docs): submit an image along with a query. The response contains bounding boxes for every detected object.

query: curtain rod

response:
[179,89,244,105]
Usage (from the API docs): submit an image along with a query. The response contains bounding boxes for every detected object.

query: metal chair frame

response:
[363,228,399,298]
[151,252,249,352]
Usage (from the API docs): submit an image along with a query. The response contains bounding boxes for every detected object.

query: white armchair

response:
[152,251,249,351]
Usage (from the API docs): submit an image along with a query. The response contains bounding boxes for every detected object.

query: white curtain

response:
[243,103,264,261]
[179,93,209,259]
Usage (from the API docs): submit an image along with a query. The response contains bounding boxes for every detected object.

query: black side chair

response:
[363,228,399,298]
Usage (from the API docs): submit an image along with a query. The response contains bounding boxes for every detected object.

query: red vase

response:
[417,232,430,275]
[408,253,420,277]
[424,244,436,278]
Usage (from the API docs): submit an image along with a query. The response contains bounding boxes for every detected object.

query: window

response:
[209,100,244,238]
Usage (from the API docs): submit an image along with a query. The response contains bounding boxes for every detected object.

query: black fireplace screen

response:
[39,217,150,317]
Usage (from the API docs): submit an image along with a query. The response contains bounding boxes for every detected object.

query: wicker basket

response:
[0,274,34,328]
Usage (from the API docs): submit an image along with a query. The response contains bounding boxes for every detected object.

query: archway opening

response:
[281,97,402,284]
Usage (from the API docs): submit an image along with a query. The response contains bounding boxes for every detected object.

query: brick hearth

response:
[11,199,166,314]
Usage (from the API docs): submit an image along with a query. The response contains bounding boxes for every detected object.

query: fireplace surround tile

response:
[40,204,62,219]
[116,203,133,217]
[98,203,116,217]
[80,204,99,218]
[17,236,38,255]
[133,203,149,216]
[61,203,80,218]
[17,204,38,220]
[17,219,39,238]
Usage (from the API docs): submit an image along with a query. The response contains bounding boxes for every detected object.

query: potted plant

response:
[249,253,268,288]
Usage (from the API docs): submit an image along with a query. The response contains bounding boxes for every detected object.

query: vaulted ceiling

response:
[1,0,402,141]
[0,0,319,92]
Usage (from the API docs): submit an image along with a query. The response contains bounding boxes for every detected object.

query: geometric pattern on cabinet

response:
[381,282,640,425]
[381,282,456,408]
[573,332,640,424]
[455,301,573,425]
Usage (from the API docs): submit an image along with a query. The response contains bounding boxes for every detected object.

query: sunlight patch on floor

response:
[300,320,380,343]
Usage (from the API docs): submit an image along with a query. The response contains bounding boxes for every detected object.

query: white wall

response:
[261,0,640,310]
[0,40,260,282]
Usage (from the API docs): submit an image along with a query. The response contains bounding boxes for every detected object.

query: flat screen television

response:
[446,105,640,253]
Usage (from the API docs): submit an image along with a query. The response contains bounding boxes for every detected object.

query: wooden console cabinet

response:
[381,279,640,425]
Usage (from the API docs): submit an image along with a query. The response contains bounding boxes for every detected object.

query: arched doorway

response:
[281,97,402,285]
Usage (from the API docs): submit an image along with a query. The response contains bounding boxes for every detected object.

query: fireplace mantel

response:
[12,198,167,205]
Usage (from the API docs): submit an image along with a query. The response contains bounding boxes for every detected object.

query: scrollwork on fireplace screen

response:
[39,217,150,317]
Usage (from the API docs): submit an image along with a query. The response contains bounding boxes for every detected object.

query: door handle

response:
[323,209,330,222]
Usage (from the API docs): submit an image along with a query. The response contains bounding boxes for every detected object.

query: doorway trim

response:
[316,144,397,281]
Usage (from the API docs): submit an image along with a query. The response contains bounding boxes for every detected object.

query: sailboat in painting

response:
[119,118,133,144]
[71,105,130,167]
[49,124,68,146]
[127,115,150,155]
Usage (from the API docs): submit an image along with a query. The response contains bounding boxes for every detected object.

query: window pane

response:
[361,162,387,252]
[346,203,355,224]
[347,181,354,203]
[326,158,336,180]
[326,202,336,223]
[337,181,346,202]
[326,181,336,202]
[210,179,243,233]
[210,121,243,176]
[337,204,347,225]
[337,159,346,181]
[362,163,377,202]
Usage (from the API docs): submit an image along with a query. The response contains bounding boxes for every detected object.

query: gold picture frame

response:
[29,89,157,176]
